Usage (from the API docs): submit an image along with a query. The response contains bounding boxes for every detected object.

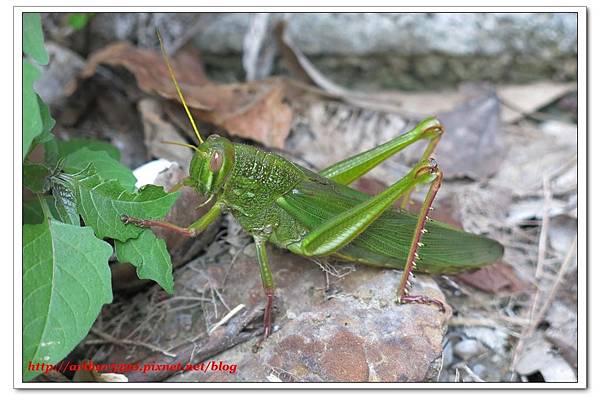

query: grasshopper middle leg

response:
[254,237,275,346]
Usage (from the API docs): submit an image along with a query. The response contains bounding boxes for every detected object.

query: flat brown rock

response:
[169,248,450,383]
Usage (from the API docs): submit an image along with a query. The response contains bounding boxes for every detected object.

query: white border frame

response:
[13,5,587,389]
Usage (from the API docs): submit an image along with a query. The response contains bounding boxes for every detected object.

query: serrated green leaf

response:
[116,230,174,294]
[23,220,113,381]
[24,164,50,193]
[63,148,136,190]
[45,138,121,166]
[23,60,42,160]
[63,166,179,241]
[23,13,48,65]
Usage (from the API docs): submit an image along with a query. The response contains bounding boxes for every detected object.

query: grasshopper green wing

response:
[277,170,504,275]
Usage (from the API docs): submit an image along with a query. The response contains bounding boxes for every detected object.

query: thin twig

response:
[510,235,577,373]
[531,237,577,330]
[449,317,522,338]
[89,328,176,358]
[154,296,212,306]
[535,175,552,279]
[221,238,253,289]
[208,304,246,335]
[499,97,561,123]
[459,363,486,383]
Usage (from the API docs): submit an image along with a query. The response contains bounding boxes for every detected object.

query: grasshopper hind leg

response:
[396,160,447,312]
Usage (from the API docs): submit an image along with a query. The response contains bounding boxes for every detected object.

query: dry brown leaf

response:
[138,98,193,167]
[80,42,210,109]
[194,79,293,149]
[79,42,293,149]
[435,84,506,179]
[456,261,526,294]
[498,81,576,123]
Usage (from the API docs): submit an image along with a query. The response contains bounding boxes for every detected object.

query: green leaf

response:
[23,164,50,193]
[64,166,179,241]
[67,13,94,30]
[23,60,42,160]
[45,138,121,166]
[23,13,48,65]
[63,148,136,190]
[23,197,71,226]
[31,95,55,148]
[116,230,174,294]
[23,199,44,225]
[23,220,113,381]
[23,197,60,225]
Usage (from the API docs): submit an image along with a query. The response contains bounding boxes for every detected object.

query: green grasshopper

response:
[122,33,504,342]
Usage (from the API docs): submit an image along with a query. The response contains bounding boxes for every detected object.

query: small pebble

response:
[472,363,488,378]
[243,243,257,257]
[454,338,485,360]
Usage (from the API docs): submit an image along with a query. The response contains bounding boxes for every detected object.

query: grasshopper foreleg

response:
[121,203,222,238]
[396,162,446,312]
[121,215,198,237]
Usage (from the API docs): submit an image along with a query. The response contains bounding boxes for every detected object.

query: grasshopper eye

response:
[209,151,223,172]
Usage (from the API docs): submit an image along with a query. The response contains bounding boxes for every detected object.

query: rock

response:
[540,120,577,147]
[34,41,85,107]
[544,301,577,368]
[168,248,451,382]
[472,364,488,378]
[454,339,486,361]
[548,216,577,258]
[71,13,576,89]
[463,327,509,356]
[189,13,577,58]
[514,333,576,382]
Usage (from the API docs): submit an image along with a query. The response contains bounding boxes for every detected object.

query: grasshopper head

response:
[188,135,235,196]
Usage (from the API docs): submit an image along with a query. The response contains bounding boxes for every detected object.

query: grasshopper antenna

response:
[160,140,200,151]
[156,29,204,145]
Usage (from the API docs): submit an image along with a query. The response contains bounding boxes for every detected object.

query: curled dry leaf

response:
[195,80,292,149]
[79,42,293,149]
[80,42,210,108]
